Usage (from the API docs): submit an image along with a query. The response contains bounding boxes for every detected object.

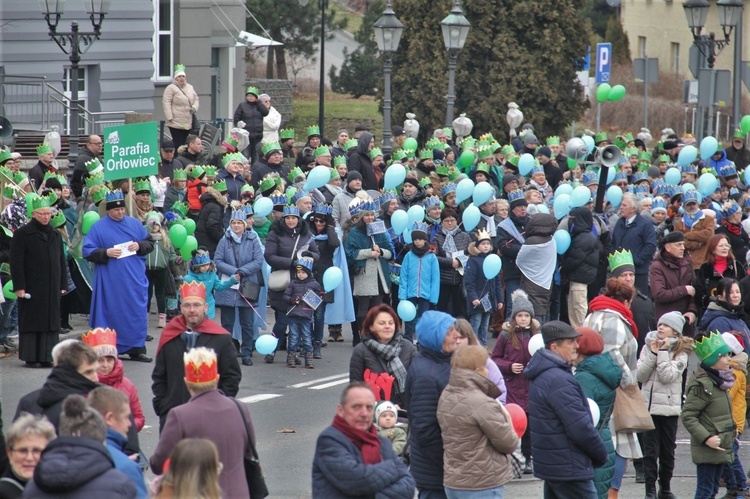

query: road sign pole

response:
[596,102,601,133]
[707,70,716,136]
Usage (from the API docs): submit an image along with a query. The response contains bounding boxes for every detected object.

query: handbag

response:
[232,398,269,499]
[268,234,301,292]
[231,242,263,302]
[612,384,655,433]
[175,84,200,131]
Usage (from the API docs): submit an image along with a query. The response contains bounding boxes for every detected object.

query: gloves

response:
[175,257,183,265]
[301,251,313,258]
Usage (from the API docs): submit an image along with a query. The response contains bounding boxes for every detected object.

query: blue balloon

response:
[407,205,425,224]
[700,136,719,160]
[403,230,413,244]
[390,209,409,235]
[555,183,573,198]
[570,185,591,208]
[384,163,406,190]
[664,167,681,186]
[553,193,571,220]
[677,145,698,167]
[536,203,550,214]
[682,183,696,192]
[483,254,502,280]
[255,335,279,355]
[597,167,615,185]
[455,178,475,204]
[745,167,750,187]
[253,197,273,218]
[582,135,595,154]
[554,230,571,254]
[397,300,417,322]
[473,182,494,206]
[697,172,719,196]
[518,153,535,176]
[606,185,623,208]
[305,165,330,190]
[462,204,481,231]
[322,267,343,292]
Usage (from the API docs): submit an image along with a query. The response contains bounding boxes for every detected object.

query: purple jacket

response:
[491,323,536,411]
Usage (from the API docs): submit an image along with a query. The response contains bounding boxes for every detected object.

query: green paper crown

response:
[419,177,432,188]
[0,263,10,275]
[392,150,407,162]
[222,134,239,149]
[460,137,476,150]
[42,172,58,184]
[436,164,450,176]
[639,151,652,162]
[307,125,321,138]
[333,155,347,167]
[259,173,280,193]
[344,138,358,150]
[245,86,259,96]
[479,133,495,143]
[369,148,383,160]
[241,184,253,194]
[501,144,515,156]
[546,136,560,146]
[476,162,491,175]
[51,211,66,229]
[625,147,639,157]
[204,165,218,178]
[314,145,331,158]
[447,167,461,181]
[608,249,634,273]
[0,148,11,164]
[171,201,189,218]
[174,64,186,73]
[594,132,608,143]
[85,157,103,174]
[279,128,295,140]
[134,178,151,193]
[507,154,519,167]
[476,143,493,160]
[221,153,243,167]
[2,185,15,200]
[329,168,340,181]
[56,174,68,186]
[189,165,205,179]
[36,143,52,156]
[213,179,228,193]
[425,138,442,151]
[288,167,305,183]
[734,129,746,140]
[490,141,502,153]
[172,169,188,181]
[443,127,453,138]
[261,141,281,156]
[614,135,627,150]
[30,192,57,212]
[695,331,732,366]
[91,186,109,205]
[419,149,433,160]
[657,154,670,163]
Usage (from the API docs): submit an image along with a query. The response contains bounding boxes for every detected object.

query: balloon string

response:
[238,293,269,330]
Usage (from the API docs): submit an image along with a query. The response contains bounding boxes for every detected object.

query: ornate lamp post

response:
[298,0,327,139]
[373,1,404,155]
[440,0,470,128]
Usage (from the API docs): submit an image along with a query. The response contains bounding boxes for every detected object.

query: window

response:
[153,0,174,82]
[671,42,680,75]
[638,36,647,58]
[62,67,88,135]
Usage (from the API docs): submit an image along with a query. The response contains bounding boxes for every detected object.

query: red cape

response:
[156,315,229,354]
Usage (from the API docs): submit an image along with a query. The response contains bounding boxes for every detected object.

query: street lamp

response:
[298,0,327,139]
[39,0,110,165]
[440,0,471,128]
[373,1,404,155]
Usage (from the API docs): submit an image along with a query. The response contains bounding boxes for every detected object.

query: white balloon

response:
[528,334,545,356]
[588,398,601,425]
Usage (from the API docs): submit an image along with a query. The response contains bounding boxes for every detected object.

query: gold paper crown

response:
[476,228,492,243]
[180,281,206,302]
[183,347,218,384]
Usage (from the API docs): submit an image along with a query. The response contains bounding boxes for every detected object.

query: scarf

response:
[589,294,639,339]
[331,414,382,464]
[228,229,243,244]
[409,242,430,257]
[714,256,728,276]
[702,363,735,391]
[480,213,497,237]
[498,216,525,244]
[135,196,153,221]
[363,334,408,394]
[517,239,556,289]
[441,225,461,254]
[722,219,741,237]
[682,209,703,229]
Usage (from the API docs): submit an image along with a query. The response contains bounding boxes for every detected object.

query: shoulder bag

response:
[612,383,655,433]
[268,234,300,291]
[232,398,269,499]
[231,241,262,302]
[174,84,200,131]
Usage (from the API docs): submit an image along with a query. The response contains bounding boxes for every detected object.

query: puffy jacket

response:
[194,188,228,256]
[437,369,518,491]
[496,213,527,280]
[23,436,137,498]
[434,228,471,285]
[105,429,147,499]
[649,250,699,336]
[283,275,322,319]
[682,366,736,464]
[524,348,608,481]
[183,269,237,319]
[98,359,146,431]
[491,322,539,411]
[264,218,320,309]
[699,301,750,356]
[695,259,747,311]
[398,248,440,304]
[186,178,207,211]
[611,214,657,275]
[728,352,748,434]
[561,207,601,285]
[162,81,198,130]
[573,352,622,499]
[233,99,269,138]
[672,213,716,269]
[347,132,378,191]
[464,249,504,314]
[215,168,247,205]
[636,331,690,417]
[331,187,357,227]
[214,228,264,308]
[349,334,417,408]
[145,236,177,271]
[708,148,733,173]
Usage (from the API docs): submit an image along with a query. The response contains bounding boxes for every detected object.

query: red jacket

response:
[186,178,206,211]
[98,359,145,431]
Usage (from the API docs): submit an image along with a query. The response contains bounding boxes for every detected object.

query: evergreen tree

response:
[580,0,617,38]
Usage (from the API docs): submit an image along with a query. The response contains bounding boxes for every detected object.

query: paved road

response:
[1,309,748,498]
[296,29,356,87]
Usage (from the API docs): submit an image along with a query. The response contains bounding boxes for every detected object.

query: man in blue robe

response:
[83,190,154,362]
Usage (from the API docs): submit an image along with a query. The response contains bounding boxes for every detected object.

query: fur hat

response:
[511,289,534,319]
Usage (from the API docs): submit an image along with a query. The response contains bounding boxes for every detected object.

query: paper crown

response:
[189,165,206,179]
[506,154,519,167]
[392,150,407,162]
[632,184,649,195]
[221,152,244,167]
[530,165,544,176]
[639,151,652,161]
[172,169,188,181]
[50,211,66,228]
[695,331,732,366]
[329,168,340,181]
[56,174,68,186]
[411,221,429,236]
[333,155,347,167]
[543,136,559,146]
[474,162,490,176]
[82,327,118,358]
[42,171,58,185]
[476,144,493,160]
[460,137,475,149]
[719,164,738,177]
[241,184,252,194]
[630,172,647,184]
[624,147,639,157]
[261,141,282,157]
[425,138,442,150]
[171,201,189,218]
[282,204,300,217]
[369,148,383,160]
[85,157,103,175]
[314,145,331,158]
[180,281,207,301]
[184,347,219,384]
[657,154,670,163]
[653,184,671,197]
[307,125,321,138]
[507,189,525,203]
[435,163,450,177]
[270,192,287,206]
[245,86,259,96]
[419,149,433,160]
[379,191,396,205]
[296,256,314,272]
[0,148,11,164]
[734,128,746,139]
[0,262,10,275]
[681,163,697,174]
[230,208,247,221]
[212,179,228,193]
[476,228,492,243]
[403,148,416,159]
[608,249,634,273]
[723,199,741,218]
[36,143,52,155]
[314,203,333,216]
[682,190,699,204]
[479,133,494,143]
[134,178,151,193]
[203,166,218,179]
[447,167,461,181]
[30,192,57,212]
[613,171,628,182]
[259,173,281,193]
[106,189,124,203]
[359,197,378,213]
[348,197,362,216]
[441,183,457,197]
[291,189,308,204]
[743,197,750,209]
[91,186,109,205]
[344,138,358,150]
[594,132,608,143]
[288,167,305,183]
[279,128,295,140]
[242,204,254,216]
[423,195,441,209]
[582,171,598,186]
[174,64,186,73]
[651,198,667,213]
[222,134,239,151]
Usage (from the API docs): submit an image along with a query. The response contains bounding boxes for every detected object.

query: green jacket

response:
[682,366,736,465]
[146,237,178,271]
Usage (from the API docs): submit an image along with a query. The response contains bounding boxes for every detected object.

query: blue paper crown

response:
[191,252,211,266]
[723,200,741,217]
[314,203,333,216]
[441,184,457,197]
[743,197,750,208]
[270,193,287,206]
[106,190,124,202]
[636,192,647,201]
[682,190,699,204]
[651,198,667,213]
[632,172,649,183]
[242,204,254,216]
[360,198,379,213]
[296,257,314,273]
[530,165,544,176]
[652,184,671,196]
[507,189,525,203]
[719,164,738,177]
[633,184,649,195]
[614,171,628,182]
[582,171,598,186]
[423,195,441,209]
[291,190,307,204]
[411,221,429,234]
[348,199,362,216]
[681,164,698,174]
[283,205,300,217]
[651,178,665,189]
[379,191,396,205]
[230,209,247,221]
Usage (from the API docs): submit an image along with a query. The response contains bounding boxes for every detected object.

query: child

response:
[398,222,440,342]
[163,168,187,213]
[374,401,407,457]
[145,212,180,328]
[464,229,504,346]
[183,248,238,320]
[682,331,736,499]
[491,289,539,473]
[456,318,506,403]
[636,311,693,499]
[185,165,207,219]
[561,207,602,328]
[283,257,322,369]
[720,332,749,498]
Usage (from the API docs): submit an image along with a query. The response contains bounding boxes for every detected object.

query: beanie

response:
[374,401,398,422]
[403,177,419,188]
[541,320,581,346]
[722,332,744,356]
[658,311,685,335]
[44,177,63,191]
[346,171,363,183]
[537,146,552,158]
[511,289,534,319]
[524,133,538,145]
[647,166,661,179]
[575,327,604,356]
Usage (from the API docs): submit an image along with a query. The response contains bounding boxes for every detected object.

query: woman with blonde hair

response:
[155,439,222,499]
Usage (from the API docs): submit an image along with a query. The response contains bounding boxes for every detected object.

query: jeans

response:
[404,298,431,342]
[610,454,627,490]
[419,489,448,499]
[722,437,747,491]
[146,268,169,314]
[696,463,724,499]
[445,485,504,498]
[0,300,16,344]
[503,278,520,318]
[469,311,491,346]
[543,479,597,499]
[642,415,678,492]
[312,302,327,344]
[219,306,255,359]
[288,316,313,354]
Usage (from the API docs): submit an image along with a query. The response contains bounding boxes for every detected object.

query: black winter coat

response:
[283,276,322,319]
[347,132,378,191]
[695,259,747,311]
[496,213,527,281]
[70,148,99,197]
[309,222,340,285]
[349,336,417,407]
[264,219,320,309]
[194,188,228,256]
[250,159,290,189]
[561,207,601,285]
[716,222,750,266]
[233,99,269,138]
[434,229,472,285]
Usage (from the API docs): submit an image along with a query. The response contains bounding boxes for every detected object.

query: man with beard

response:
[250,141,290,189]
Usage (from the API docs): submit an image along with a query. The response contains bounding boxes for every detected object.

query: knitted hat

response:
[537,146,552,158]
[541,320,581,346]
[145,211,163,228]
[695,331,732,367]
[374,401,398,422]
[347,171,363,183]
[403,177,419,188]
[510,289,534,319]
[722,333,744,356]
[658,311,685,335]
[523,133,538,145]
[575,327,604,356]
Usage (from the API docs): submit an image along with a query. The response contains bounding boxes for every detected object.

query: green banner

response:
[103,121,159,181]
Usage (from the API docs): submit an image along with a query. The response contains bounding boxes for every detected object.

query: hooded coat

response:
[347,133,378,191]
[214,227,264,308]
[636,331,690,417]
[98,359,146,431]
[562,207,601,285]
[518,213,558,316]
[194,188,228,256]
[264,217,320,309]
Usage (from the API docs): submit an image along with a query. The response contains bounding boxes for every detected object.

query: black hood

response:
[568,207,594,237]
[525,213,558,238]
[356,132,374,156]
[33,436,115,493]
[37,365,100,410]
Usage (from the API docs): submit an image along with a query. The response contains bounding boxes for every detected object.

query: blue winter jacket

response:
[404,310,455,492]
[398,248,440,304]
[611,214,658,276]
[214,228,264,308]
[464,251,504,314]
[699,301,750,356]
[524,347,608,482]
[311,425,415,498]
[183,270,238,319]
[105,428,148,499]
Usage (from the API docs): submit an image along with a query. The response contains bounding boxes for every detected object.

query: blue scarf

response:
[682,209,703,229]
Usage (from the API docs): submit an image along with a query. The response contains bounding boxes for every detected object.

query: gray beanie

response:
[542,321,581,346]
[658,311,685,335]
[511,289,534,319]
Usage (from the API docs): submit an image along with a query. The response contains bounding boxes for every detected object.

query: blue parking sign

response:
[596,43,612,84]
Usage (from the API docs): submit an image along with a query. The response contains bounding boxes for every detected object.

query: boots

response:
[286,351,296,368]
[264,351,275,364]
[232,339,241,358]
[633,458,645,484]
[158,313,166,328]
[720,491,740,499]
[295,350,302,365]
[313,341,322,359]
[522,457,533,475]
[305,352,314,369]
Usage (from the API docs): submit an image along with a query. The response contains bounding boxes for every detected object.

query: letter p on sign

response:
[596,43,612,84]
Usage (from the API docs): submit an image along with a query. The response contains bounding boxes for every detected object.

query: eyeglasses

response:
[12,447,43,458]
[717,244,731,249]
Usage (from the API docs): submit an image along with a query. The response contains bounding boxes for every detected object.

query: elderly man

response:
[404,310,461,498]
[497,189,529,317]
[312,382,415,498]
[158,139,182,181]
[234,86,269,164]
[28,144,56,192]
[670,190,715,269]
[725,129,750,170]
[10,192,67,366]
[151,347,251,498]
[83,190,154,362]
[152,282,241,431]
[611,193,658,294]
[524,321,608,498]
[70,135,103,197]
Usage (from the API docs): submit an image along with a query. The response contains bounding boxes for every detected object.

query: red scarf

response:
[331,414,382,464]
[156,315,229,354]
[589,295,639,339]
[722,219,741,237]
